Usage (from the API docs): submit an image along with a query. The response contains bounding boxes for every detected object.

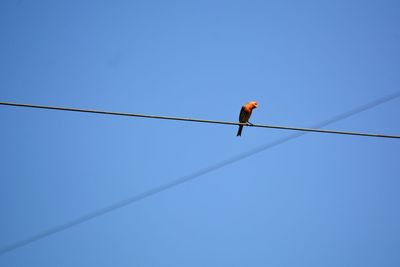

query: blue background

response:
[1,0,399,266]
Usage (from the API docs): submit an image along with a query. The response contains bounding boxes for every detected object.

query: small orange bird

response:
[237,101,258,136]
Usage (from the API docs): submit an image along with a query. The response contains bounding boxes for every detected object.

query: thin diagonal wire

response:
[0,91,399,256]
[0,101,399,139]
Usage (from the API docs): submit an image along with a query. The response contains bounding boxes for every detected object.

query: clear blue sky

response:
[1,0,399,266]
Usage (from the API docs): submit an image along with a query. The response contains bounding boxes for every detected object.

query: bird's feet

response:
[247,122,254,126]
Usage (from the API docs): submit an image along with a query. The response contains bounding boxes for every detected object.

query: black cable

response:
[0,100,399,139]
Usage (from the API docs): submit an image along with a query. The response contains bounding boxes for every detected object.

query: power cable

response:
[0,91,399,256]
[0,101,399,139]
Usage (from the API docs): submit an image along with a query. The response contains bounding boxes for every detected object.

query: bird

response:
[237,101,258,136]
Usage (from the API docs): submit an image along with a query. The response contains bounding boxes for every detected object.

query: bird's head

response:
[250,101,258,109]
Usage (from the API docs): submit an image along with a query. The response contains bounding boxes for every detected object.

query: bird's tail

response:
[237,125,243,136]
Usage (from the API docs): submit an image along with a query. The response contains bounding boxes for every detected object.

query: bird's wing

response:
[238,106,247,122]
